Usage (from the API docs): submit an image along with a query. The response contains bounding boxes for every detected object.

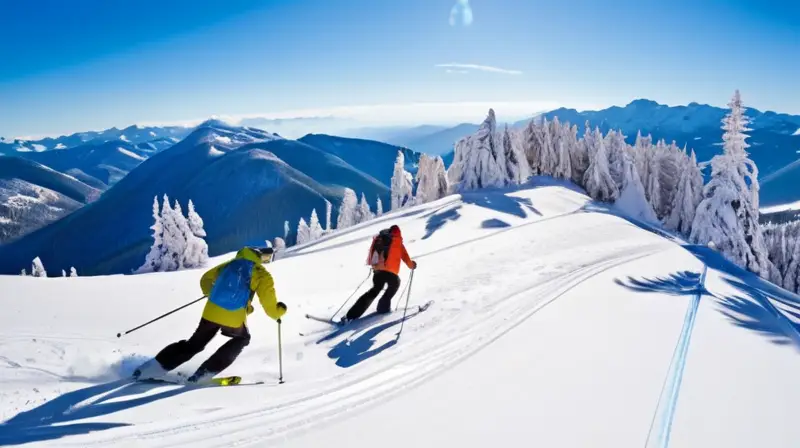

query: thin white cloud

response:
[436,63,523,75]
[450,0,473,26]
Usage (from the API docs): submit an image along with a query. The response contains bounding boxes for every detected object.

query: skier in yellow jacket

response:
[133,246,287,383]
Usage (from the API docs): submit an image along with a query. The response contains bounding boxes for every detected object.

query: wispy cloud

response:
[436,63,523,75]
[449,0,473,26]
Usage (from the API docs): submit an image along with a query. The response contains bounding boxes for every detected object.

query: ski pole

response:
[116,296,206,338]
[396,269,416,340]
[277,319,284,384]
[330,269,372,320]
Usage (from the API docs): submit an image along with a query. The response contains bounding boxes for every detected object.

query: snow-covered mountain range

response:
[0,121,414,276]
[0,125,188,155]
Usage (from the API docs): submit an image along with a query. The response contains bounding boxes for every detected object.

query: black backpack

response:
[370,229,393,265]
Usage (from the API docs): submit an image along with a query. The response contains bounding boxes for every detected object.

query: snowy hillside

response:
[1,180,798,447]
[298,134,421,186]
[0,157,100,243]
[0,122,388,276]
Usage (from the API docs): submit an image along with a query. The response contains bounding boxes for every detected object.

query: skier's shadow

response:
[0,379,192,445]
[327,313,421,368]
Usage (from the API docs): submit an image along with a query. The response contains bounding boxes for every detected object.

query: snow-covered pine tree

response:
[337,188,358,229]
[324,199,332,232]
[273,237,286,254]
[664,150,703,234]
[502,124,521,184]
[633,131,653,193]
[554,121,572,180]
[455,109,506,191]
[646,140,665,218]
[155,196,181,272]
[604,130,627,189]
[391,151,414,209]
[70,267,78,277]
[616,150,658,222]
[376,197,384,216]
[656,142,683,220]
[568,124,589,186]
[522,118,543,175]
[183,199,209,268]
[296,217,311,245]
[583,127,619,202]
[284,220,290,240]
[539,117,557,176]
[20,269,26,276]
[174,200,206,269]
[356,193,375,223]
[62,269,67,277]
[31,257,46,278]
[138,196,166,273]
[690,90,770,278]
[309,208,324,241]
[416,154,450,202]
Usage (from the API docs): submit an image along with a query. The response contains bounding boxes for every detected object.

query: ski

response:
[135,375,264,387]
[301,300,434,336]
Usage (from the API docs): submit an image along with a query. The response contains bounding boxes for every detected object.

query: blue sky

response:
[0,0,797,137]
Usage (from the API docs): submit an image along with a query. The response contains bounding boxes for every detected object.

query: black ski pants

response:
[155,318,250,375]
[346,270,401,320]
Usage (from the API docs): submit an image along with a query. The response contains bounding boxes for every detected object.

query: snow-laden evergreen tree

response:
[186,200,206,238]
[61,269,67,277]
[539,118,558,176]
[452,109,506,191]
[376,197,384,216]
[337,188,358,229]
[69,267,78,277]
[664,150,704,234]
[273,237,286,254]
[296,217,311,245]
[583,127,619,202]
[356,193,375,224]
[183,199,209,268]
[568,124,589,186]
[20,269,26,276]
[31,257,46,278]
[324,199,332,232]
[604,130,627,189]
[391,151,414,209]
[633,131,653,193]
[690,90,770,278]
[416,154,450,202]
[309,209,324,241]
[174,200,207,269]
[616,150,657,222]
[646,140,666,218]
[656,142,683,220]
[763,222,797,289]
[522,118,544,175]
[501,126,519,184]
[139,196,166,273]
[554,121,572,180]
[156,197,182,272]
[284,220,290,240]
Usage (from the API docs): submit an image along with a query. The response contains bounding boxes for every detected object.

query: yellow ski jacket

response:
[199,247,282,328]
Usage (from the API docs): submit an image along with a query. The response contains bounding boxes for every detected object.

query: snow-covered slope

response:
[0,122,388,276]
[0,157,101,243]
[298,134,421,187]
[1,179,798,447]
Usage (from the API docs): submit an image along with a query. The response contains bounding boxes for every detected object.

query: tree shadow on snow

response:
[423,206,462,240]
[615,271,705,296]
[0,379,193,445]
[481,218,511,229]
[326,313,422,368]
[461,191,542,219]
